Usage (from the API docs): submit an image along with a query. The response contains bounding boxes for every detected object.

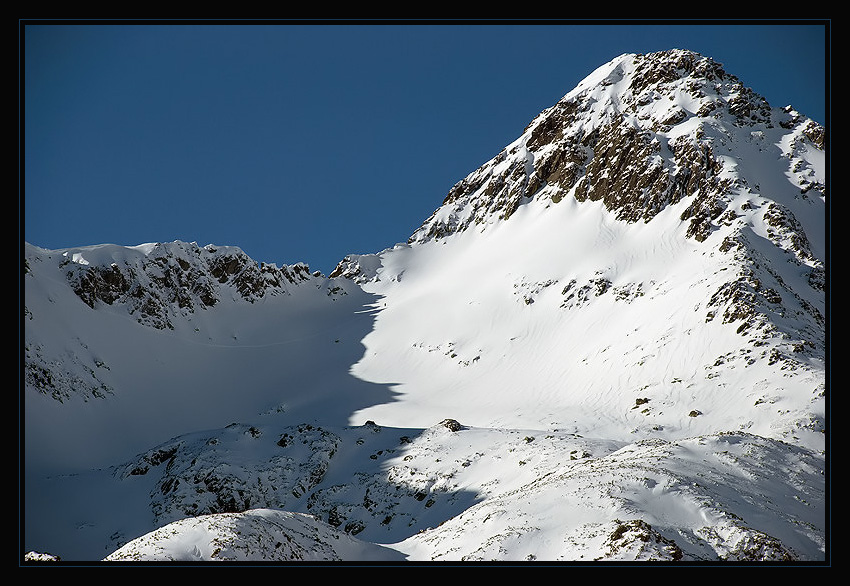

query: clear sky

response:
[22,20,829,275]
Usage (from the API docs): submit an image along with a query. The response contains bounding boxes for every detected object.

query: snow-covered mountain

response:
[22,49,827,563]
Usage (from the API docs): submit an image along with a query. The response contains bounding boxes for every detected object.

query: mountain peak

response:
[406,48,823,249]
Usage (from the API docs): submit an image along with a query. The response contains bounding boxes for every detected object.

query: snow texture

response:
[23,49,826,564]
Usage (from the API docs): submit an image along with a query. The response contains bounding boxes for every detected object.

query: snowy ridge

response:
[23,49,826,563]
[29,420,824,561]
[104,509,405,562]
[29,240,320,330]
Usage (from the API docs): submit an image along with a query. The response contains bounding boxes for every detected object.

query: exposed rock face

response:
[24,338,114,403]
[408,49,823,248]
[58,241,317,330]
[329,253,382,283]
[600,519,684,561]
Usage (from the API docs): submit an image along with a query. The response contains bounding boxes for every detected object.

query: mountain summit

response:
[403,49,823,246]
[24,49,827,563]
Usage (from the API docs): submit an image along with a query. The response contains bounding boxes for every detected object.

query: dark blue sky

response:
[22,21,828,275]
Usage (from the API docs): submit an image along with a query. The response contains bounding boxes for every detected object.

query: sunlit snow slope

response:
[339,49,825,450]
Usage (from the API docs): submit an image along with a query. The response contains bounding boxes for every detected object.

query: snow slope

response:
[23,241,388,471]
[340,48,825,450]
[22,49,827,563]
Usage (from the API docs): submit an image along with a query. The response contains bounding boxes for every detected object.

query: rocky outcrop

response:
[118,422,342,527]
[60,241,318,330]
[599,519,684,561]
[408,49,824,247]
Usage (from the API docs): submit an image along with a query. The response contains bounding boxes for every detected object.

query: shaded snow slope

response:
[23,241,392,471]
